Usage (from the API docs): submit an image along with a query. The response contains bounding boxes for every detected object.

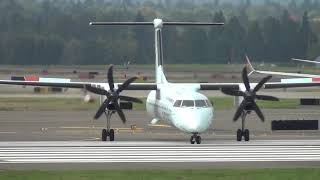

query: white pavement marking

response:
[0,140,320,163]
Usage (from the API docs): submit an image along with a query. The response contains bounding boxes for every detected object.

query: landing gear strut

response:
[101,111,115,141]
[236,111,250,141]
[190,133,201,144]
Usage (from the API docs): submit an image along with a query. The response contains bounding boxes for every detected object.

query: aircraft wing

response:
[263,82,320,89]
[1,79,320,91]
[199,82,320,90]
[245,56,319,78]
[199,83,240,90]
[0,80,157,90]
[292,58,320,64]
[250,70,319,78]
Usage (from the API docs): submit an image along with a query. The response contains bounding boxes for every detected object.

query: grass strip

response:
[0,97,300,111]
[0,169,320,180]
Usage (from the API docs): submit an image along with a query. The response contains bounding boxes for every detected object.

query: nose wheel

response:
[102,128,115,141]
[190,133,201,144]
[236,128,249,141]
[101,111,115,141]
[236,111,250,141]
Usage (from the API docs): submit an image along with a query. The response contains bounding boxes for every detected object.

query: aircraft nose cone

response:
[185,116,202,132]
[178,110,212,133]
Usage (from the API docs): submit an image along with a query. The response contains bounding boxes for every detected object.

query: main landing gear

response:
[190,133,201,144]
[236,111,250,141]
[101,111,115,141]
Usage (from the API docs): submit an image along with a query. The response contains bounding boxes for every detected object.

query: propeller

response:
[221,67,279,122]
[85,65,142,123]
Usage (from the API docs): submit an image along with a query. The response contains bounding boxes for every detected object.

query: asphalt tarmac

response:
[0,109,320,141]
[0,107,320,169]
[0,107,320,142]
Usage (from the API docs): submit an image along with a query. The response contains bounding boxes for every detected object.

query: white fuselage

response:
[146,83,214,134]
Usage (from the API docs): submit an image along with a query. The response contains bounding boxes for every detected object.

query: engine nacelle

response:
[107,102,133,110]
[120,102,133,110]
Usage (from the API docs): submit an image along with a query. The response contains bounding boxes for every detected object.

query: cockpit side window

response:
[181,100,194,107]
[173,100,182,107]
[195,100,207,107]
[206,100,213,107]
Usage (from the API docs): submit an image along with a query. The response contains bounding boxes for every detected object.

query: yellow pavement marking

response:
[148,124,172,128]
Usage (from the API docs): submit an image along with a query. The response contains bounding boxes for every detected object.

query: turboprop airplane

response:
[292,58,320,64]
[1,19,320,144]
[246,55,320,78]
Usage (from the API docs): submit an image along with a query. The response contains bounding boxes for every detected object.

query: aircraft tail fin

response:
[156,65,168,84]
[245,55,255,76]
[89,19,224,84]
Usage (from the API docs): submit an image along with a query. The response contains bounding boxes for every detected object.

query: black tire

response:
[237,129,242,141]
[244,129,250,141]
[196,136,201,144]
[190,136,195,144]
[102,129,107,141]
[109,129,115,141]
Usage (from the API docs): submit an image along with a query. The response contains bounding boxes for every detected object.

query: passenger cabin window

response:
[181,100,194,107]
[195,100,207,107]
[173,100,182,107]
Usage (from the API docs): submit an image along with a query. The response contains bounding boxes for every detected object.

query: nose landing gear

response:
[236,111,250,141]
[101,111,115,141]
[190,133,201,144]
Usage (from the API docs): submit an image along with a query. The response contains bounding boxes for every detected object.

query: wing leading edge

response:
[0,79,320,91]
[0,80,157,90]
[199,81,320,90]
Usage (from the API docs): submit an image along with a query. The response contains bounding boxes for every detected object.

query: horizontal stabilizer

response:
[89,22,224,26]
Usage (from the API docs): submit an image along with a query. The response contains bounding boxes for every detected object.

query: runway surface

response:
[0,140,320,169]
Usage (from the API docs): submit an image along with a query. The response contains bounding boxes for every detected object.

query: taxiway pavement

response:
[0,108,320,169]
[1,109,320,141]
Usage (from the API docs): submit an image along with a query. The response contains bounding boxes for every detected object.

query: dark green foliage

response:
[246,21,265,61]
[263,16,282,61]
[0,0,319,65]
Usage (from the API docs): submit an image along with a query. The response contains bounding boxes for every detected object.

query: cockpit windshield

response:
[195,100,207,107]
[206,100,213,107]
[173,99,212,108]
[173,100,182,107]
[181,100,194,107]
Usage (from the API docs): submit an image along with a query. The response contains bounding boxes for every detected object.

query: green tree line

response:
[0,0,319,65]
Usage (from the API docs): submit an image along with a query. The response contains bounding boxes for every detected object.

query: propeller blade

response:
[233,100,246,121]
[119,95,143,103]
[253,75,272,93]
[85,85,110,96]
[94,98,112,119]
[108,65,115,92]
[114,102,126,123]
[116,76,138,94]
[256,95,279,101]
[221,88,246,97]
[242,67,251,91]
[252,102,265,122]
